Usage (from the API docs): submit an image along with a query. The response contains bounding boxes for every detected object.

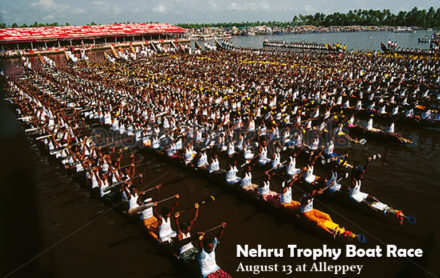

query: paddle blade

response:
[357,234,367,243]
[193,196,217,212]
[406,216,417,224]
[200,195,216,205]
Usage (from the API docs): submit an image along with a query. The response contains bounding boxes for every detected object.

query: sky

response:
[0,0,439,25]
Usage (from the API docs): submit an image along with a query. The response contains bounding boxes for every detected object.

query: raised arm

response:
[198,233,205,251]
[115,147,122,160]
[217,222,227,242]
[175,212,182,239]
[153,184,161,201]
[138,173,143,186]
[129,161,135,178]
[189,203,199,228]
[171,194,180,214]
[153,202,162,222]
[362,156,372,174]
[96,173,102,187]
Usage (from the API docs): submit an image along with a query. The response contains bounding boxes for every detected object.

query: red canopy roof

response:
[0,23,187,43]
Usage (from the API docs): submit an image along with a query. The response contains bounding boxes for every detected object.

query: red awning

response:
[0,23,187,43]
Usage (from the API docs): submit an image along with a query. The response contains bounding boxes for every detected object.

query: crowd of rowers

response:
[106,43,188,63]
[11,45,439,218]
[4,44,438,274]
[7,74,231,277]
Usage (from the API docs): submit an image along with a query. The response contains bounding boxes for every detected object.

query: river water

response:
[1,37,440,278]
[232,30,435,51]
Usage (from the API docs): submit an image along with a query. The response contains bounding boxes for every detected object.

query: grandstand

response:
[0,23,187,51]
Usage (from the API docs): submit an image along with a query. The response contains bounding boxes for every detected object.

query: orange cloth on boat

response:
[242,184,258,192]
[281,200,301,210]
[143,216,159,240]
[281,202,347,235]
[322,220,345,234]
[144,139,151,147]
[303,209,339,233]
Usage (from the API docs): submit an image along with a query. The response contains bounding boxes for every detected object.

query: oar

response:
[240,154,260,168]
[317,172,350,193]
[19,116,34,121]
[49,139,93,156]
[200,146,212,152]
[119,160,147,170]
[128,194,177,215]
[26,122,69,133]
[277,169,305,184]
[322,153,381,166]
[176,195,216,215]
[49,144,69,155]
[200,223,224,234]
[138,184,162,195]
[50,135,99,154]
[137,172,189,196]
[103,174,142,193]
[266,160,287,173]
[70,122,100,130]
[321,154,347,165]
[99,136,133,148]
[36,134,52,140]
[25,127,42,133]
[352,138,367,145]
[172,223,225,248]
[342,153,382,166]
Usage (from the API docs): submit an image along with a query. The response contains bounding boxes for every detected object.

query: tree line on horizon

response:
[0,7,439,29]
[179,7,440,29]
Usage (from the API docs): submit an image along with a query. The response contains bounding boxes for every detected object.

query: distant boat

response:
[263,40,339,52]
[380,42,389,52]
[394,27,416,33]
[381,42,438,56]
